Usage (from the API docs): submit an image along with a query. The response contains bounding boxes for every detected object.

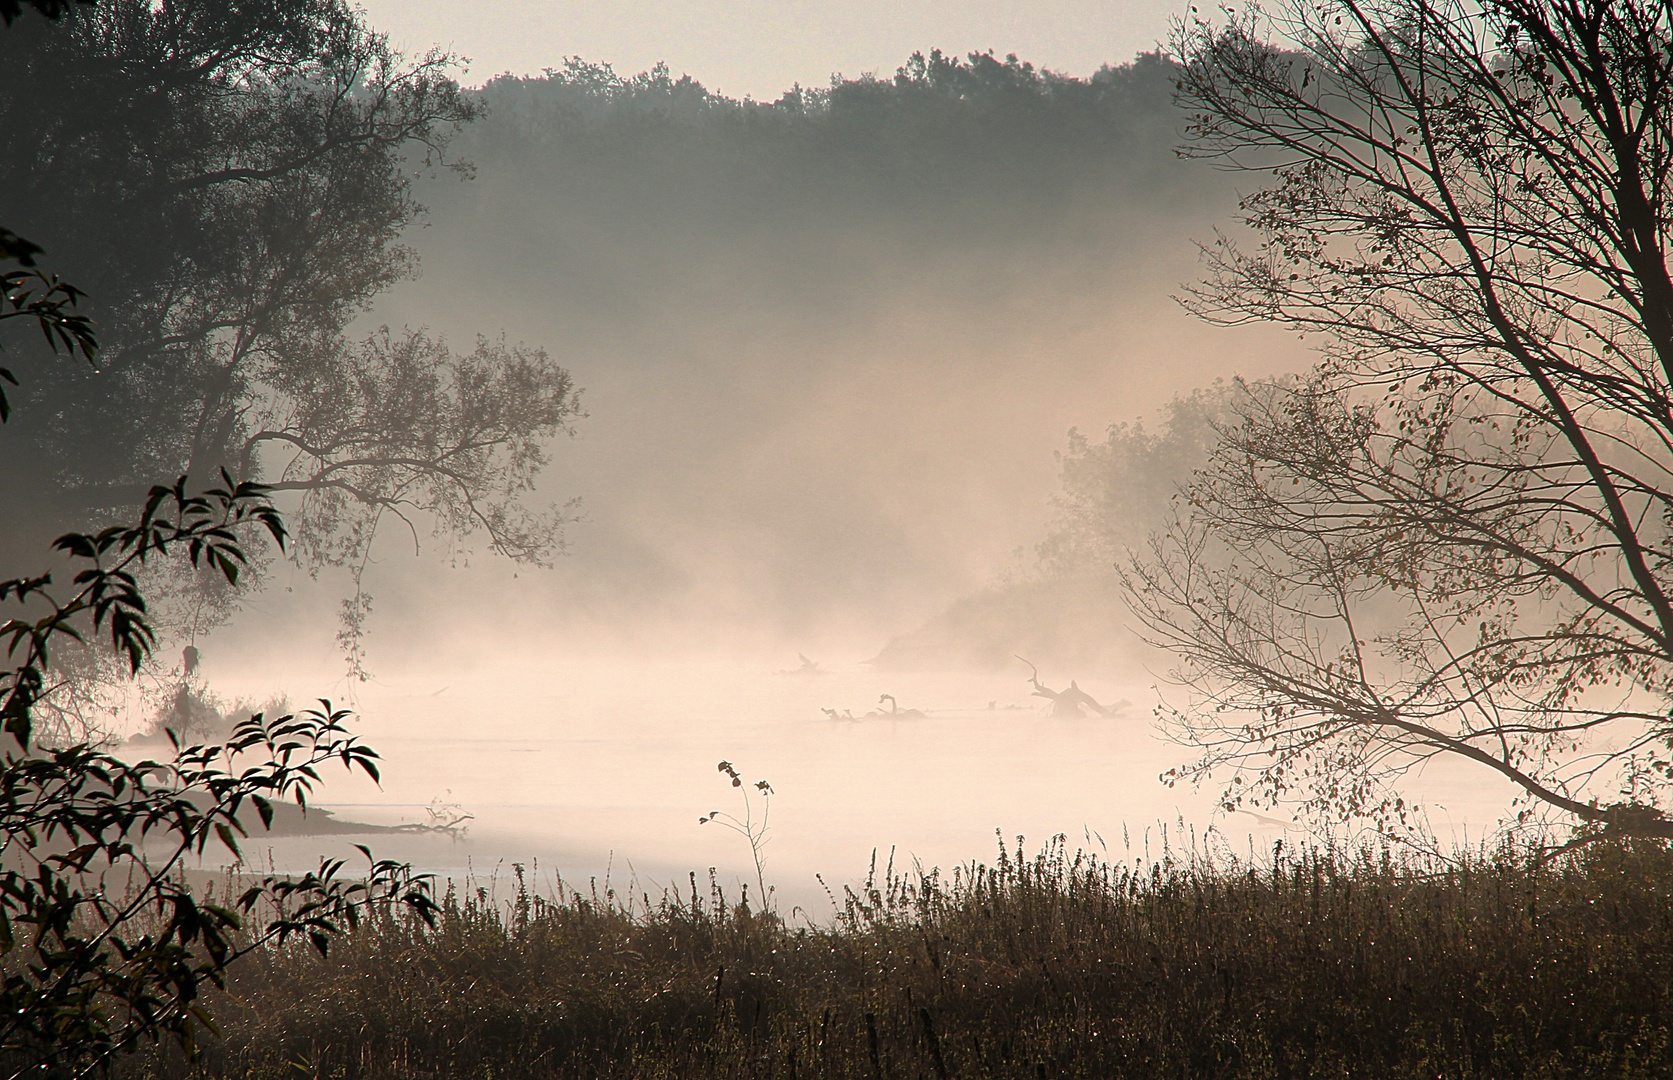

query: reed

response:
[122,834,1673,1078]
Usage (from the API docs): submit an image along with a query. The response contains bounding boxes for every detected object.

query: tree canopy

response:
[0,9,436,1073]
[0,0,582,590]
[469,49,1191,230]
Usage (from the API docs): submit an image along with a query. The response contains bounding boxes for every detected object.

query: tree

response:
[0,1,91,28]
[0,1,97,427]
[1039,381,1253,577]
[0,267,95,426]
[0,10,438,1074]
[1125,0,1673,841]
[0,0,582,618]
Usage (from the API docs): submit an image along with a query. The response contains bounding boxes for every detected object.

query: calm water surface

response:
[158,649,1520,913]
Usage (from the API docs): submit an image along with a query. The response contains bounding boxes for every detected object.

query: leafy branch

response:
[0,474,436,1077]
[0,267,97,422]
[0,471,282,748]
[0,705,438,1078]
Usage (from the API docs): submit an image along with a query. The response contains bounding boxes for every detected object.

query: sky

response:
[358,0,1186,98]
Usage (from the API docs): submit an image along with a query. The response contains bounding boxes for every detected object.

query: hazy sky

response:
[359,0,1185,99]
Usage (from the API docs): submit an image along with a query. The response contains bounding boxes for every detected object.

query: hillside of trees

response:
[368,49,1275,647]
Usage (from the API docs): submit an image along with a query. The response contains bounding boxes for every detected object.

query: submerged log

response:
[1015,656,1114,717]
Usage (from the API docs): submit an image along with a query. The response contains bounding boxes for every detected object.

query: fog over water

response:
[110,45,1526,903]
[184,648,1520,914]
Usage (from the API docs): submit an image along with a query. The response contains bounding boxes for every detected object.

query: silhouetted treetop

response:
[0,0,88,27]
[466,50,1195,219]
[0,0,580,576]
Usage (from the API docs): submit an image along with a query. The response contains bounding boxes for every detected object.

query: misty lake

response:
[168,648,1522,915]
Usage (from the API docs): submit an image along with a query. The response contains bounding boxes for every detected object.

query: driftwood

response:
[1236,809,1305,831]
[1015,656,1114,718]
[778,652,824,676]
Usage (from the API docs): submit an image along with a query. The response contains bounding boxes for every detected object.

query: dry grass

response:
[120,834,1673,1079]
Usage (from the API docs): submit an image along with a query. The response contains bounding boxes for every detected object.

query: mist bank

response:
[362,50,1302,659]
[871,380,1260,671]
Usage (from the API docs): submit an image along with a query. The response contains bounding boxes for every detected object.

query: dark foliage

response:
[0,0,91,26]
[0,472,436,1077]
[467,50,1195,250]
[0,0,580,579]
[0,268,95,423]
[0,16,436,1059]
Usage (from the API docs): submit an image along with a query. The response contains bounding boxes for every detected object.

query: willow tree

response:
[0,0,583,567]
[0,0,583,699]
[1126,0,1673,840]
[0,8,437,1074]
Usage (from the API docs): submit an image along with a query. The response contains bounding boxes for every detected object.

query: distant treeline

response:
[472,50,1191,214]
[433,50,1252,667]
[420,48,1217,339]
[392,49,1243,632]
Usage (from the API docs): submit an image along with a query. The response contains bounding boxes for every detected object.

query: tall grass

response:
[125,834,1673,1078]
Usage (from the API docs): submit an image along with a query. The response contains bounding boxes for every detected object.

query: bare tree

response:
[1127,0,1673,840]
